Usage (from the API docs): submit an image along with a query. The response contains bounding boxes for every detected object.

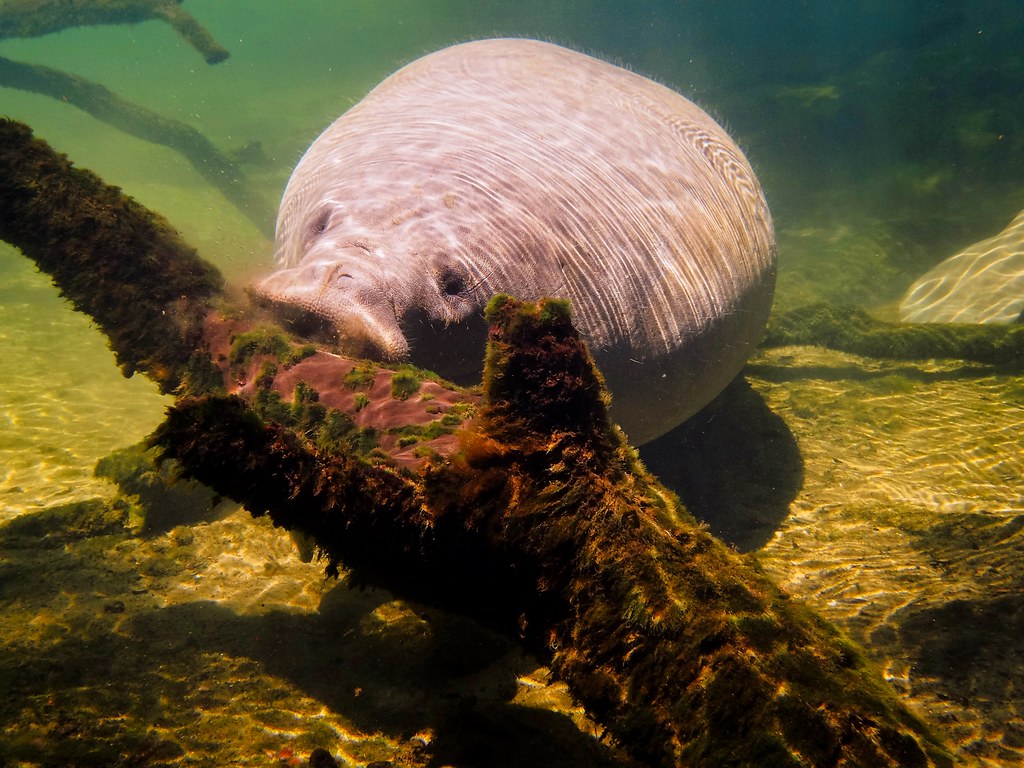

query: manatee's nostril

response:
[312,263,353,284]
[438,269,466,297]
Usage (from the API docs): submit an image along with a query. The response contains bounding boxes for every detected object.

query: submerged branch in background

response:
[0,56,276,236]
[1,120,953,767]
[765,302,1024,366]
[0,0,229,64]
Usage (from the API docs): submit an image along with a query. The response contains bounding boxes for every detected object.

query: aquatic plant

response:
[229,327,315,368]
[178,350,227,398]
[390,367,423,400]
[230,327,290,366]
[342,363,378,390]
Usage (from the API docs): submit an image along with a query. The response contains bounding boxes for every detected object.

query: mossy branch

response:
[0,118,223,393]
[0,0,229,64]
[765,302,1024,366]
[1,124,953,766]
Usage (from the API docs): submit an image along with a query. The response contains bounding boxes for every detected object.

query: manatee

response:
[253,38,775,445]
[900,208,1024,324]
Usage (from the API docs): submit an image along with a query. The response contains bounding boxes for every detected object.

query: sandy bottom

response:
[0,253,172,521]
[750,346,1024,767]
[3,321,1023,766]
[0,504,620,768]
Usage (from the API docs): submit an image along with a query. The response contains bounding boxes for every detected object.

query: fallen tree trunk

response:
[0,57,277,237]
[1,119,954,767]
[153,298,953,768]
[765,302,1024,367]
[0,118,223,393]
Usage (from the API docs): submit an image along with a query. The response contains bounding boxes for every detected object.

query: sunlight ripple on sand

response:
[753,345,1024,764]
[0,253,171,521]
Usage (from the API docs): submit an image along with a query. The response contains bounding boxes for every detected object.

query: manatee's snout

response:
[251,253,410,361]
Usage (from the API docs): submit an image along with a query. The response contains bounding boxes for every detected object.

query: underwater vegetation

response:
[229,326,316,368]
[390,367,424,401]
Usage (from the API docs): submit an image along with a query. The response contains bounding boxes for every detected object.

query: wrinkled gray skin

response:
[253,38,775,445]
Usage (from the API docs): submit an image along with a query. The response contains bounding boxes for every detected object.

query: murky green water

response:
[2,2,1023,765]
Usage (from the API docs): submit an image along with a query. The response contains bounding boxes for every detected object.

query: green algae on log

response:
[766,302,1024,366]
[0,118,223,393]
[0,0,229,64]
[154,296,952,768]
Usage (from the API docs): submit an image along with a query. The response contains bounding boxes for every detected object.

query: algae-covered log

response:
[2,122,951,765]
[0,118,223,393]
[0,0,229,64]
[766,302,1024,366]
[155,296,952,768]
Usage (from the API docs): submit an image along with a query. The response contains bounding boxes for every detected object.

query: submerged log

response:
[0,118,223,393]
[153,297,952,768]
[0,0,229,64]
[766,302,1024,367]
[0,57,276,236]
[1,120,953,766]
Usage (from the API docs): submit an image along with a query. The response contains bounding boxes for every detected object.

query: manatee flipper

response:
[900,208,1024,323]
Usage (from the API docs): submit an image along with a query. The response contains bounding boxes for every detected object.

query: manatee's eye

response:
[438,267,467,298]
[307,208,331,240]
[433,264,474,324]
